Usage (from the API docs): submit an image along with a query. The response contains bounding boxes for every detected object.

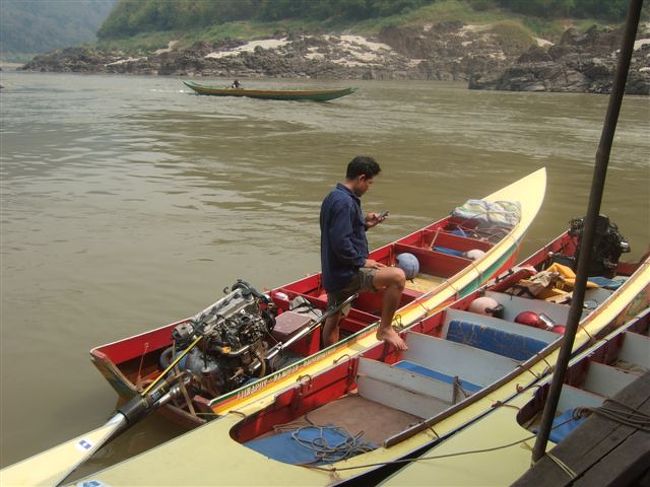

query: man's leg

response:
[322,311,342,348]
[372,267,408,350]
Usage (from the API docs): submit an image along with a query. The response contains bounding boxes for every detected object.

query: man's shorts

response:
[327,268,377,316]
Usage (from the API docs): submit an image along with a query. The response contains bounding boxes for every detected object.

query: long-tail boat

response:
[69,225,648,486]
[183,80,356,101]
[380,308,649,487]
[89,168,545,427]
[2,169,545,485]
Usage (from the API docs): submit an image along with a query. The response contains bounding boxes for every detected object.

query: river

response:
[0,71,648,470]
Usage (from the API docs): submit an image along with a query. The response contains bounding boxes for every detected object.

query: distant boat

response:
[182,80,356,101]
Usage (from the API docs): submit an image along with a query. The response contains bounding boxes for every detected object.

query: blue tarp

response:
[447,320,549,361]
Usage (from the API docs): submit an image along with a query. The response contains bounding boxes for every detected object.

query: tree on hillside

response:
[96,0,634,40]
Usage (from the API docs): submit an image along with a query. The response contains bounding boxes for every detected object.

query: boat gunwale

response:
[339,305,650,487]
[88,169,546,416]
[206,169,546,411]
[318,255,649,477]
[220,236,648,474]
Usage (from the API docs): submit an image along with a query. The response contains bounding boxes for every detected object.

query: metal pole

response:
[531,0,643,463]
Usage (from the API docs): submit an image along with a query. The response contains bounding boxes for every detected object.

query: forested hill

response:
[0,0,117,61]
[98,0,630,39]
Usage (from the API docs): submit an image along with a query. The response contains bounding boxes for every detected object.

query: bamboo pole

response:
[531,0,644,463]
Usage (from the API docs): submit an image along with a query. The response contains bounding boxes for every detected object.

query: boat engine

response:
[160,280,277,398]
[569,215,630,277]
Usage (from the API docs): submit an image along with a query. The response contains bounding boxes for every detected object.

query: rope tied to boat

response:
[573,403,650,432]
[291,425,375,464]
[546,451,578,479]
[304,415,578,473]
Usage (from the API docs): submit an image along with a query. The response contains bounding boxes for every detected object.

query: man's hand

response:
[363,259,386,269]
[365,211,388,229]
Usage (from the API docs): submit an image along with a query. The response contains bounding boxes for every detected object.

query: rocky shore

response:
[19,22,530,82]
[18,21,650,94]
[469,25,650,95]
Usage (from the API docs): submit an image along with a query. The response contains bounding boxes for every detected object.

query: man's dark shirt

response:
[320,183,368,292]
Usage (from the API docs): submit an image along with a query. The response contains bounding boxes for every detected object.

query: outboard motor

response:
[569,215,630,278]
[160,280,277,398]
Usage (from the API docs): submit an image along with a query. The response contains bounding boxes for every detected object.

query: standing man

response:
[320,156,408,350]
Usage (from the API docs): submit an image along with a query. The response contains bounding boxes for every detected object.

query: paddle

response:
[3,290,358,486]
[47,287,258,486]
[0,417,128,486]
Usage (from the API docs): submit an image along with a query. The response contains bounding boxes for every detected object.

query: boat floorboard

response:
[259,394,421,446]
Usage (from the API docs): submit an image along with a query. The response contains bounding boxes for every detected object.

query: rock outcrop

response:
[20,22,526,82]
[469,25,650,95]
[19,22,649,94]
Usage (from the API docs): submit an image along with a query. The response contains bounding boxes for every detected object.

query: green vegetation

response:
[1,0,644,63]
[98,0,634,41]
[11,0,640,58]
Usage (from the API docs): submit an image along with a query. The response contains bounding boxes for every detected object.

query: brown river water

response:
[0,72,648,470]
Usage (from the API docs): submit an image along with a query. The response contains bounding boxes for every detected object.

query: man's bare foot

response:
[376,327,408,351]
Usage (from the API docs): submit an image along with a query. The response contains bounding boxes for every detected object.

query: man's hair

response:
[346,156,381,180]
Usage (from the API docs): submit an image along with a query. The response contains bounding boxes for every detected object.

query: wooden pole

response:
[531,0,644,463]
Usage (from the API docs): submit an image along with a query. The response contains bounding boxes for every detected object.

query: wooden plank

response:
[557,385,605,412]
[582,362,641,397]
[357,375,451,419]
[619,331,650,369]
[358,358,454,403]
[443,308,559,344]
[394,242,470,278]
[512,372,650,487]
[404,332,520,386]
[573,430,650,486]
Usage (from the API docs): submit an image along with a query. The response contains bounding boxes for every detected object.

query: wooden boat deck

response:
[512,371,650,487]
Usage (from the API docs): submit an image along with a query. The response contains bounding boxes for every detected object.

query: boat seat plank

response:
[425,230,493,252]
[444,309,559,343]
[583,361,641,398]
[394,243,471,278]
[358,358,455,403]
[557,384,606,412]
[442,310,556,361]
[618,332,650,370]
[403,332,520,386]
[404,273,446,293]
[393,361,482,394]
[357,376,451,419]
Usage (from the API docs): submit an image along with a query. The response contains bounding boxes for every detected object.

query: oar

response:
[0,416,126,486]
[46,291,244,486]
[51,368,195,486]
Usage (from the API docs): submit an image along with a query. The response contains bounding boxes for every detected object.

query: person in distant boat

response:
[320,156,408,351]
[231,79,241,89]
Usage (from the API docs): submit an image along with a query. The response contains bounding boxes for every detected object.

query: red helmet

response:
[551,325,566,334]
[515,311,542,328]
